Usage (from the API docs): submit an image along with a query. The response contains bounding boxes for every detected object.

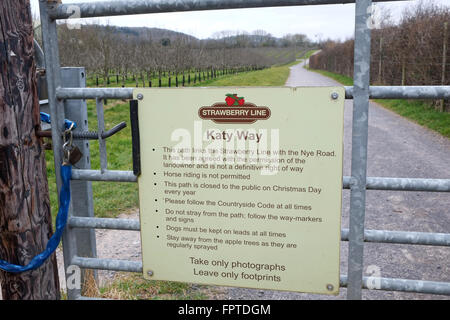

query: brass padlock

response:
[68,145,83,165]
[65,144,83,165]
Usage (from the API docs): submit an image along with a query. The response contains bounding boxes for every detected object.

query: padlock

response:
[68,145,83,165]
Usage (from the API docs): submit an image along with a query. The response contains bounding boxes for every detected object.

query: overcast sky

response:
[30,0,449,41]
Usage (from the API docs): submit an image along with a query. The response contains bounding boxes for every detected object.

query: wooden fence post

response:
[0,0,60,300]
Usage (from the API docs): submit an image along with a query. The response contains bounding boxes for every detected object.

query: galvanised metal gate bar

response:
[69,169,450,192]
[56,86,450,100]
[49,0,407,19]
[37,0,450,300]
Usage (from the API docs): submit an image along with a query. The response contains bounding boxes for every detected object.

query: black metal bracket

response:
[130,100,141,177]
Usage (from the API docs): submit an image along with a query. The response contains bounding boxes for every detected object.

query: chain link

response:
[62,122,75,165]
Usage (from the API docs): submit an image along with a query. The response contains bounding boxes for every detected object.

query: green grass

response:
[307,67,450,138]
[98,273,210,300]
[45,99,137,223]
[193,64,293,87]
[306,67,354,86]
[87,100,138,217]
[300,49,318,62]
[374,99,450,138]
[194,57,309,87]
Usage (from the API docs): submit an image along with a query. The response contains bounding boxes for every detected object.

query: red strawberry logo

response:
[200,94,271,124]
[225,96,235,106]
[225,94,245,106]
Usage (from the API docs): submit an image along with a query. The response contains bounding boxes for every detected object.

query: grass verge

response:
[98,273,215,300]
[307,67,450,138]
[301,49,318,62]
[195,52,318,87]
[193,63,294,87]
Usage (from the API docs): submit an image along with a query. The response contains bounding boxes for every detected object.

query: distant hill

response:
[85,25,313,48]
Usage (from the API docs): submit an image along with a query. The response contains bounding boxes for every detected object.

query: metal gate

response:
[38,0,450,300]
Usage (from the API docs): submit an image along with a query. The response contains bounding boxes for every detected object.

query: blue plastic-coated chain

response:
[0,165,71,273]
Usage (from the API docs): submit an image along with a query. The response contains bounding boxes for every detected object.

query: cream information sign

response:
[135,87,344,295]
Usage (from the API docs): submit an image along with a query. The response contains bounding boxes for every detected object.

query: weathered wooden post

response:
[0,0,60,300]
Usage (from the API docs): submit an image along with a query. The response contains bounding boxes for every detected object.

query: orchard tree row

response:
[53,24,314,87]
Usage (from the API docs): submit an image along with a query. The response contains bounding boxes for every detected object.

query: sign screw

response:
[326,284,334,291]
[331,92,339,100]
[147,270,153,277]
[137,93,144,100]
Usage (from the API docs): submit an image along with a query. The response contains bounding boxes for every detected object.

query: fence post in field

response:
[0,0,60,300]
[401,61,406,86]
[378,36,383,84]
[441,22,448,112]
